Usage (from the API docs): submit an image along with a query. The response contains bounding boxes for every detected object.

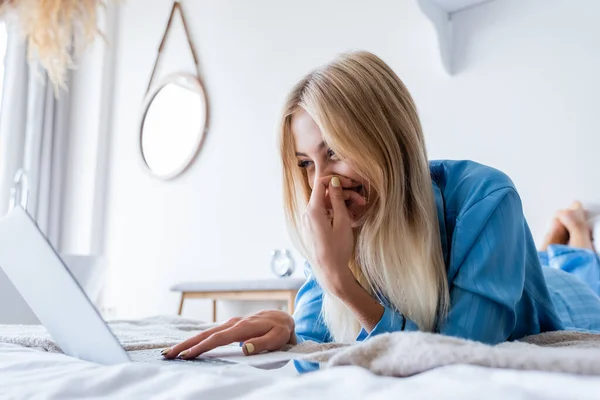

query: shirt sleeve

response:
[356,304,406,341]
[292,263,332,343]
[439,187,527,344]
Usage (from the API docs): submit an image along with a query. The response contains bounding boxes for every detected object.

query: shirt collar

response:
[432,182,449,267]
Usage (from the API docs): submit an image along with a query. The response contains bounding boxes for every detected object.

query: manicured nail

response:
[160,347,171,356]
[331,177,341,187]
[178,350,189,358]
[244,343,255,354]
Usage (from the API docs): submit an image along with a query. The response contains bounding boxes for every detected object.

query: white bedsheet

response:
[1,343,600,399]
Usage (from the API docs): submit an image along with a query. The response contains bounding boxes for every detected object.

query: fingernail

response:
[160,347,171,356]
[331,177,341,187]
[178,350,189,358]
[244,343,255,354]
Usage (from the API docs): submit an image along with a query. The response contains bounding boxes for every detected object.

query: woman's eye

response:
[327,149,338,160]
[297,160,313,169]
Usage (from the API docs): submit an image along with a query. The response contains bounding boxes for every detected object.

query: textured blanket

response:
[0,316,217,353]
[295,330,600,376]
[2,316,599,376]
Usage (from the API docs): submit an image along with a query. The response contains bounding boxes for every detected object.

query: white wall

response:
[427,0,600,237]
[100,0,600,321]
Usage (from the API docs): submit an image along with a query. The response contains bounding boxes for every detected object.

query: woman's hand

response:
[303,176,366,294]
[162,310,295,359]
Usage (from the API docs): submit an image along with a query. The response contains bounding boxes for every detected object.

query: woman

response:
[163,51,600,360]
[539,201,600,327]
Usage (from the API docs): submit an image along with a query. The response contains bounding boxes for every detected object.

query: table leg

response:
[177,292,185,315]
[212,299,217,323]
[287,291,296,315]
[178,293,186,315]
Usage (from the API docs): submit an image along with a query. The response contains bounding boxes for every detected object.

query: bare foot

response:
[556,201,594,250]
[540,217,569,251]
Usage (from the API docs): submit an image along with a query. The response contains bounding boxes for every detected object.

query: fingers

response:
[344,190,367,207]
[180,324,254,359]
[310,175,353,208]
[328,177,350,228]
[323,190,358,209]
[162,318,240,359]
[345,190,368,219]
[180,317,278,359]
[242,328,289,356]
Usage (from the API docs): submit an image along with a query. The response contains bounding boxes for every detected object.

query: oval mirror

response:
[140,73,209,179]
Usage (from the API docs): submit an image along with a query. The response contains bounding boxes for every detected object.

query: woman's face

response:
[291,109,369,220]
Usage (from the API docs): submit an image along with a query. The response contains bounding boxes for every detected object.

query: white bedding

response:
[2,342,600,399]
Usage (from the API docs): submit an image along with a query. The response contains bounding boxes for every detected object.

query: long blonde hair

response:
[279,51,449,342]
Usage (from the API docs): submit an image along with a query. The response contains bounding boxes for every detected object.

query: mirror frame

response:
[139,72,210,180]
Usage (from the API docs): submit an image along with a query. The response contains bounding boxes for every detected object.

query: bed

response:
[1,317,600,399]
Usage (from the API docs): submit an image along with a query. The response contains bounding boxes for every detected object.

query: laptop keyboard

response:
[129,349,237,366]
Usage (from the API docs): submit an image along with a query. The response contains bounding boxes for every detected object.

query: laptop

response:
[0,206,298,368]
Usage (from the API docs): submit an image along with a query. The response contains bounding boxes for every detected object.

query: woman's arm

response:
[299,261,406,342]
[329,275,384,333]
[302,176,406,339]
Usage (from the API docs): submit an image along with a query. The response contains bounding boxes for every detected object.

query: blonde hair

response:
[279,51,449,342]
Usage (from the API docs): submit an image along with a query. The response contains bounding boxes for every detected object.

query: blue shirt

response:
[293,160,600,345]
[539,245,600,331]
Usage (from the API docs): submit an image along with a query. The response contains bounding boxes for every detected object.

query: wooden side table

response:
[171,278,306,322]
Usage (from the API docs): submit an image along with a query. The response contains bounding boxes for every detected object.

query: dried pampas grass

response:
[0,0,109,94]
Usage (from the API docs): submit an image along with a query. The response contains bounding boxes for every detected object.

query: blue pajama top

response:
[293,160,600,345]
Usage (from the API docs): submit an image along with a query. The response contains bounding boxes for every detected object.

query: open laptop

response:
[0,206,298,368]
